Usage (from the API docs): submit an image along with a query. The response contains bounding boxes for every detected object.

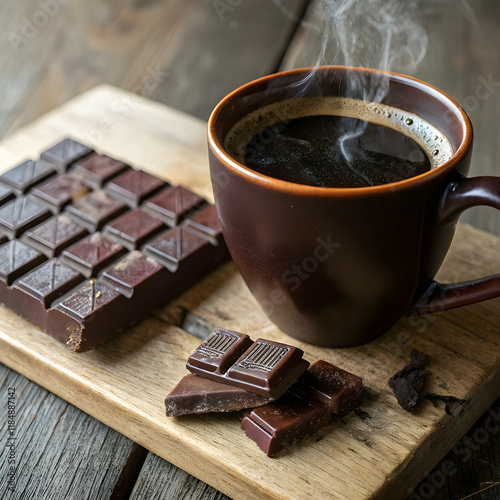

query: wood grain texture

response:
[0,0,307,138]
[0,362,140,500]
[0,86,498,500]
[130,452,229,500]
[280,0,500,237]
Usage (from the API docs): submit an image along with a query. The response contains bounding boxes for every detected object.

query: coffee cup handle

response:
[409,174,500,315]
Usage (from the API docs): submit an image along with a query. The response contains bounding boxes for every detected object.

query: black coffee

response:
[244,115,431,188]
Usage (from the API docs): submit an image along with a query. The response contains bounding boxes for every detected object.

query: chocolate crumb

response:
[388,349,430,412]
[354,408,372,422]
[424,393,466,416]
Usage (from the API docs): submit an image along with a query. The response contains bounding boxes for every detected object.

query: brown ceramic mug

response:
[207,66,500,347]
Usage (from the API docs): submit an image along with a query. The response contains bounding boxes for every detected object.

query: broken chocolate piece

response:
[424,393,466,416]
[165,374,272,416]
[388,349,430,412]
[241,360,363,456]
[187,332,309,399]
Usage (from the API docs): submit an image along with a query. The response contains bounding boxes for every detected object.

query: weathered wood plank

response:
[0,0,307,138]
[280,0,500,237]
[130,452,229,500]
[0,362,143,499]
[0,86,499,500]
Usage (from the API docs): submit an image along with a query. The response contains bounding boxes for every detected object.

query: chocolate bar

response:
[186,328,309,398]
[0,139,229,351]
[241,360,363,456]
[165,374,273,416]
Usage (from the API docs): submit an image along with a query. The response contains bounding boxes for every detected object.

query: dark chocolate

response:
[104,209,164,249]
[22,214,88,257]
[0,159,56,194]
[144,186,205,227]
[241,360,363,456]
[41,138,93,168]
[106,169,166,208]
[187,332,309,399]
[65,190,127,231]
[0,196,51,238]
[0,240,46,285]
[72,153,129,189]
[0,139,229,351]
[61,232,126,278]
[165,374,272,416]
[388,349,430,412]
[31,174,89,211]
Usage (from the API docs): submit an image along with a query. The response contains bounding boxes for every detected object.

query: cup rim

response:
[208,66,473,197]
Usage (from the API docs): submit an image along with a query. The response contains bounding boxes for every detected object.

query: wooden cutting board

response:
[0,85,499,500]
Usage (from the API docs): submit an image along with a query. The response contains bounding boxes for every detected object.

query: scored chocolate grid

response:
[0,139,225,341]
[197,331,240,358]
[238,343,288,372]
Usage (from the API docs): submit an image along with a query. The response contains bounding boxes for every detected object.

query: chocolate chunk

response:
[61,232,125,278]
[31,174,89,211]
[187,332,309,399]
[104,209,164,249]
[106,170,166,208]
[388,349,430,412]
[14,259,82,307]
[0,240,46,285]
[0,196,51,238]
[424,393,466,416]
[241,360,363,456]
[298,360,363,416]
[65,190,127,231]
[72,153,129,189]
[41,139,93,169]
[241,391,330,457]
[165,374,273,416]
[0,160,56,193]
[23,214,88,257]
[144,186,205,227]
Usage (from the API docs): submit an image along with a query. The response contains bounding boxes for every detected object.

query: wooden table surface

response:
[0,1,499,499]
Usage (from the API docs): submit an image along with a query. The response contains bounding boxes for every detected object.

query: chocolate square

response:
[0,185,15,207]
[14,259,83,307]
[0,160,56,193]
[0,196,51,237]
[65,190,127,231]
[101,250,165,299]
[72,154,129,189]
[61,232,126,278]
[144,226,208,272]
[105,170,166,208]
[31,174,89,211]
[41,139,93,169]
[23,214,88,257]
[183,205,222,245]
[143,186,204,227]
[104,209,164,249]
[0,240,46,285]
[187,328,253,375]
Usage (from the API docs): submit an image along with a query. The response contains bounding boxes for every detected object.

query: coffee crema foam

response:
[225,96,453,172]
